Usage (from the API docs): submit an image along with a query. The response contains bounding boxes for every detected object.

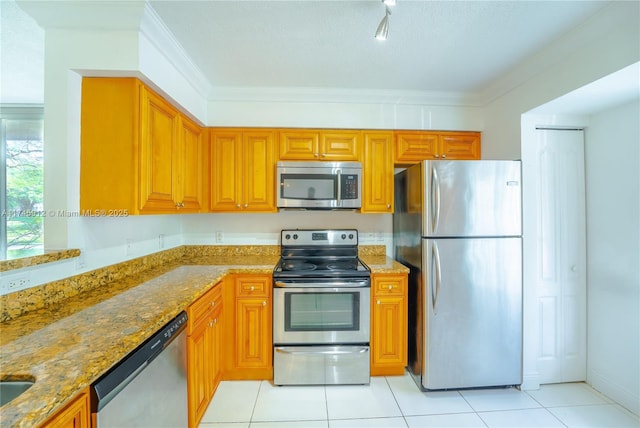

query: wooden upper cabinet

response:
[361,131,394,213]
[394,131,481,163]
[210,128,277,212]
[438,132,481,159]
[138,85,181,212]
[180,116,205,212]
[394,131,438,162]
[279,129,360,161]
[80,77,205,215]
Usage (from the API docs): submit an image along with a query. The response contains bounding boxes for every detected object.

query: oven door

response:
[273,283,370,344]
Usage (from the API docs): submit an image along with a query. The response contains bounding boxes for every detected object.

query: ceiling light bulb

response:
[374,7,391,40]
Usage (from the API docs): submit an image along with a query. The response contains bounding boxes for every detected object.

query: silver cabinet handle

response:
[262,301,267,306]
[250,286,255,291]
[376,300,381,305]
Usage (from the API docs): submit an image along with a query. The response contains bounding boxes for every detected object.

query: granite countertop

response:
[0,251,407,427]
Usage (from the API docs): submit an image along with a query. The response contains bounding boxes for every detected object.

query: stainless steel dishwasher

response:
[91,311,188,427]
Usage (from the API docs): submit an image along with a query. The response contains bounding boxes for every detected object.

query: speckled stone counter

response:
[0,245,407,427]
[0,249,81,273]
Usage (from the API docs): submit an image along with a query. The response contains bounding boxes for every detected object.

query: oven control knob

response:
[285,234,291,240]
[341,234,346,240]
[349,233,354,239]
[293,234,298,240]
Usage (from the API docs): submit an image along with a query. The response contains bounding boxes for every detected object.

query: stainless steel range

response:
[272,229,371,386]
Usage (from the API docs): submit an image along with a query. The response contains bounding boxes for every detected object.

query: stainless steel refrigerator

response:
[393,160,522,390]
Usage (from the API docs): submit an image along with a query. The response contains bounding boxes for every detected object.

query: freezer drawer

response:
[421,237,522,390]
[274,345,370,385]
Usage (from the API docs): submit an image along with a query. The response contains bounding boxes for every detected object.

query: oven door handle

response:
[274,280,370,288]
[275,347,369,355]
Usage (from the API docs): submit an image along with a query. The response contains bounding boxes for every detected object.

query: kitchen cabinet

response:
[187,282,223,428]
[80,77,205,214]
[361,131,394,213]
[210,128,277,212]
[370,273,408,376]
[394,131,481,163]
[222,274,273,380]
[39,387,90,428]
[279,129,360,160]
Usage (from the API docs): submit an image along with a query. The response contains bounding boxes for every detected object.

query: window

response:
[1,106,44,259]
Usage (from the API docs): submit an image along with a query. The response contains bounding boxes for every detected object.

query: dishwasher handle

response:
[92,311,188,412]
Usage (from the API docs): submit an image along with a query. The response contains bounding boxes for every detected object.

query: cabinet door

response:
[371,274,407,376]
[279,129,319,160]
[362,131,394,213]
[178,116,204,212]
[235,297,271,369]
[210,129,242,211]
[39,389,90,428]
[210,306,223,391]
[243,130,277,212]
[438,132,481,159]
[395,131,438,163]
[187,319,211,428]
[139,86,181,213]
[320,131,360,160]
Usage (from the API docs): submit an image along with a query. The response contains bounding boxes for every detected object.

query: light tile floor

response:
[198,373,639,428]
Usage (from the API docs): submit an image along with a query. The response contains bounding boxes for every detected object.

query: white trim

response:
[139,3,212,100]
[208,86,483,107]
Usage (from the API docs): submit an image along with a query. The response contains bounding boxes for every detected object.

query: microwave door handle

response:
[336,169,342,206]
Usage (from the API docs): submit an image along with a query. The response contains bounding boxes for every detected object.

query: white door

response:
[535,128,587,383]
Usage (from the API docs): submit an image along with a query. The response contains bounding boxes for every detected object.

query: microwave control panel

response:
[341,175,358,199]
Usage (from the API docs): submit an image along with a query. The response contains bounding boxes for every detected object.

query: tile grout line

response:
[383,375,411,427]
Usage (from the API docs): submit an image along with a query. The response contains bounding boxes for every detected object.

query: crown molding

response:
[208,86,484,108]
[139,3,212,99]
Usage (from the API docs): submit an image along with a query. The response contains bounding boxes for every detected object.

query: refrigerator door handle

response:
[431,166,441,233]
[431,241,441,314]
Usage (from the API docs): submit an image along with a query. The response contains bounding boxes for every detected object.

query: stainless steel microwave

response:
[276,161,362,209]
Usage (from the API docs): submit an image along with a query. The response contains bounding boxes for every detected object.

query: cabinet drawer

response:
[372,276,406,296]
[188,282,222,331]
[235,278,269,297]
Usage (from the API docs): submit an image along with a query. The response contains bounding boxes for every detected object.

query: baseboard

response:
[589,368,639,416]
[520,372,541,391]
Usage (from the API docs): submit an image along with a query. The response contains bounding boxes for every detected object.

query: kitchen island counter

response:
[0,246,406,427]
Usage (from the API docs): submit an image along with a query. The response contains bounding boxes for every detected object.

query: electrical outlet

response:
[7,274,30,291]
[215,231,224,243]
[158,234,165,249]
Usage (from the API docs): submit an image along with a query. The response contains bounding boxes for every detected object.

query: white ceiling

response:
[148,0,609,98]
[2,0,638,113]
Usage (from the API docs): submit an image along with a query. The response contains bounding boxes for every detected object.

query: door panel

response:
[420,160,521,237]
[535,129,586,383]
[422,238,522,389]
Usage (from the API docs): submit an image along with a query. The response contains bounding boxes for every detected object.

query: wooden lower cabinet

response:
[40,388,90,428]
[370,273,408,376]
[187,282,223,428]
[222,274,273,380]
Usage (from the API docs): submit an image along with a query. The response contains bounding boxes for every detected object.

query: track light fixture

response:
[374,0,395,41]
